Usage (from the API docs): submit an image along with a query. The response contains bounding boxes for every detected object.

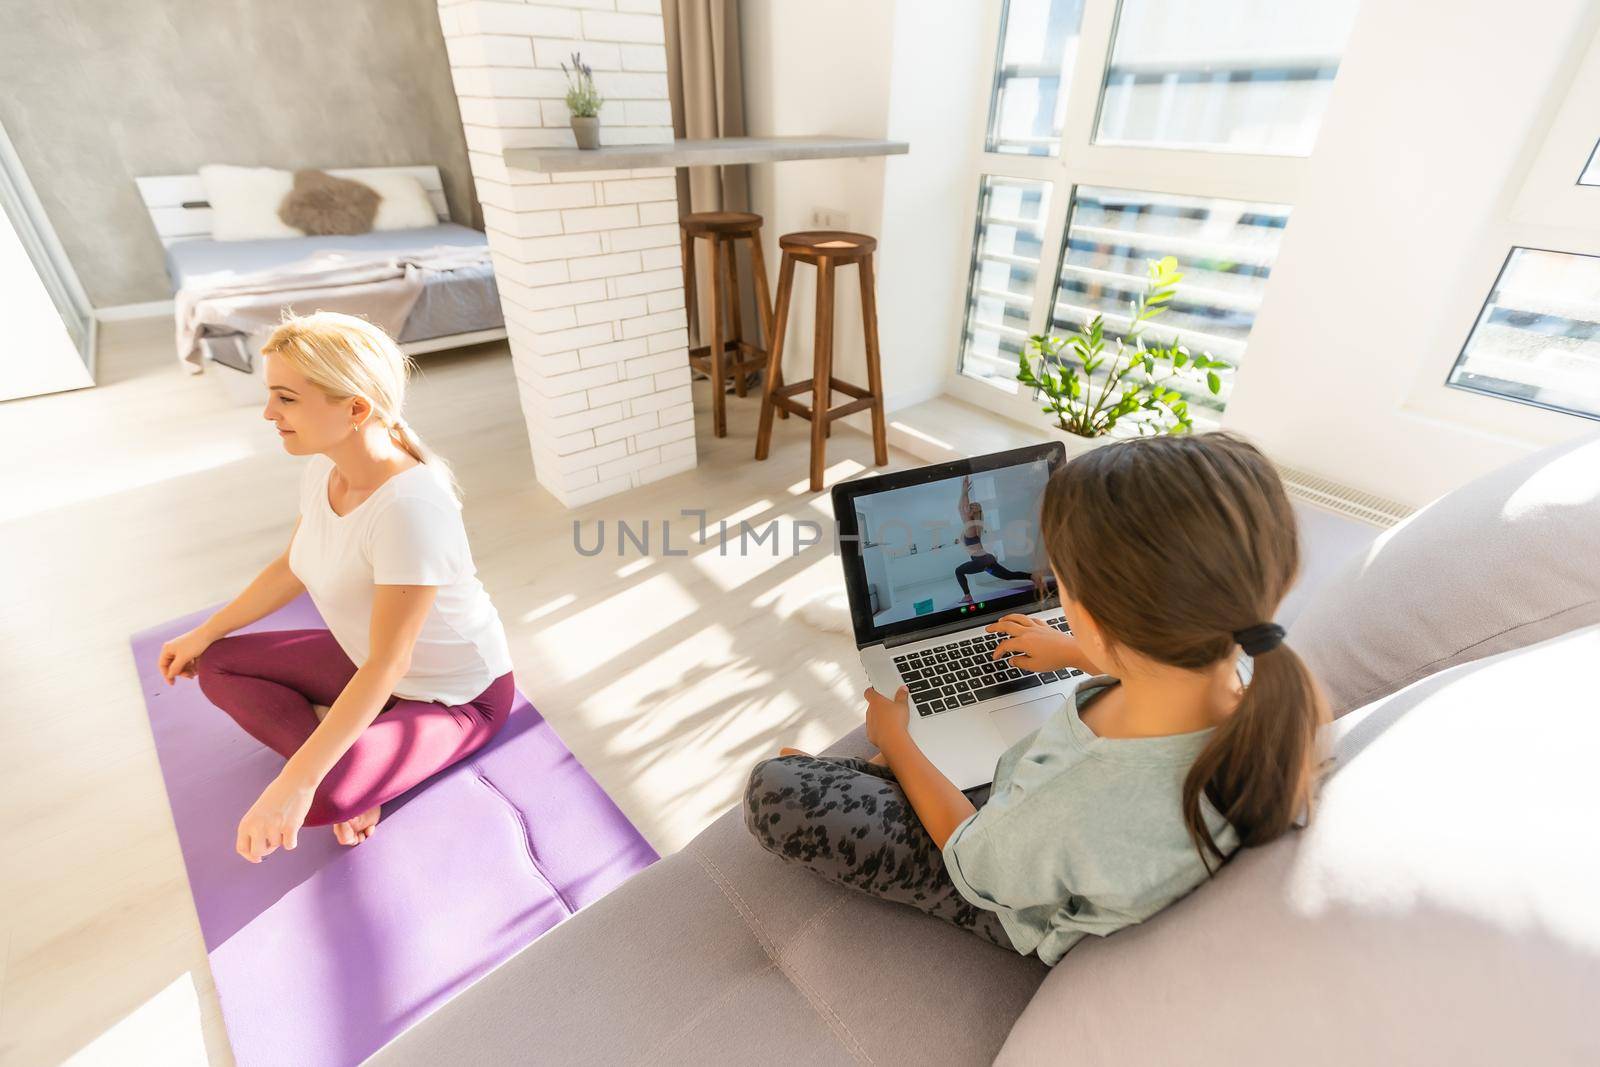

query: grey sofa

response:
[373,432,1600,1066]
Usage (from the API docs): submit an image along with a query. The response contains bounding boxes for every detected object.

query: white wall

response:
[744,0,1600,507]
[1,0,477,306]
[0,205,91,400]
[1222,0,1600,505]
[741,0,986,420]
[437,0,696,509]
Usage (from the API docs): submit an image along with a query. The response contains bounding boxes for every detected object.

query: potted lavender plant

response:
[561,52,604,150]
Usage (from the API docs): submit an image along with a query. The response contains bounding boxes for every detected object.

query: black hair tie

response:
[1233,622,1285,656]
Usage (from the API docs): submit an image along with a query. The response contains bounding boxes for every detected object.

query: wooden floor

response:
[0,319,908,1065]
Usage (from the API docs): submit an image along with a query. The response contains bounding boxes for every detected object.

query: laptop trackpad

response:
[989,693,1067,744]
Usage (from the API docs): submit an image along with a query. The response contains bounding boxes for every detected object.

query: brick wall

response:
[436,0,695,507]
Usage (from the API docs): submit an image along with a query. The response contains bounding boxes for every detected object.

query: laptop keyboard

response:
[892,615,1085,717]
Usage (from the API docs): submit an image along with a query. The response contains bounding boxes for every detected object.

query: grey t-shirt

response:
[941,674,1239,965]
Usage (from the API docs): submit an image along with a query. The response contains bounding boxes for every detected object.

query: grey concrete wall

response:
[0,0,478,307]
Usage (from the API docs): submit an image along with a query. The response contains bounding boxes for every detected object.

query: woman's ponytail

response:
[389,420,464,508]
[1181,641,1327,870]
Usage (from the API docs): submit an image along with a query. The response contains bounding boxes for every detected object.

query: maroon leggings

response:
[195,628,513,826]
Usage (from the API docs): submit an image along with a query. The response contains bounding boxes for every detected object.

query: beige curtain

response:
[662,0,756,352]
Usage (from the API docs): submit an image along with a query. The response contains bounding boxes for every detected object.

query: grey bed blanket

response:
[173,244,491,374]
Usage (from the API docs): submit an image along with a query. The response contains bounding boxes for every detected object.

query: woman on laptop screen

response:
[744,431,1328,965]
[954,473,1036,606]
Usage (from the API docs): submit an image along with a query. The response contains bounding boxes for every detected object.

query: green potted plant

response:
[1016,255,1231,448]
[561,52,604,150]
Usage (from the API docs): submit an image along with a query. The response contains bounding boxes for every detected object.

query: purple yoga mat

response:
[130,593,657,1066]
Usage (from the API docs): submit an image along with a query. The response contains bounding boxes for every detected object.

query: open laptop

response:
[833,442,1086,790]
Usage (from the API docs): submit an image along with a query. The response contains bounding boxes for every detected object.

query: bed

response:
[136,165,506,402]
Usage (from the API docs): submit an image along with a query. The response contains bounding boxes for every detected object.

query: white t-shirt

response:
[287,452,514,705]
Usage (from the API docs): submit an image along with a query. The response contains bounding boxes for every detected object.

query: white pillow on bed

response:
[355,172,440,231]
[198,164,303,241]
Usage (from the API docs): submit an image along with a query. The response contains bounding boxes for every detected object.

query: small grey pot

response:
[571,116,601,150]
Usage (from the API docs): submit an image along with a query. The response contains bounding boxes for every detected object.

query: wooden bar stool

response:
[679,211,777,438]
[754,230,888,491]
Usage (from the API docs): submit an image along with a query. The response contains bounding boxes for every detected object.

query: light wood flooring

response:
[0,319,907,1065]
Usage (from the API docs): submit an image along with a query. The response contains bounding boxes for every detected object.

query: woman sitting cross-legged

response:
[745,432,1327,964]
[156,312,516,863]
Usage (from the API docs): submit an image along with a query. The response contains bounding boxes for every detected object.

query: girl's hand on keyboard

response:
[987,616,1081,673]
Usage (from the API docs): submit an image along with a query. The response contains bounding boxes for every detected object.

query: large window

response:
[1095,0,1359,155]
[985,0,1088,156]
[1052,186,1289,410]
[1422,30,1600,435]
[960,177,1053,388]
[1447,248,1600,421]
[1581,140,1600,187]
[954,0,1360,426]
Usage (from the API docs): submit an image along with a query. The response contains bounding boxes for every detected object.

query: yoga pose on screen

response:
[155,312,517,864]
[954,474,1034,606]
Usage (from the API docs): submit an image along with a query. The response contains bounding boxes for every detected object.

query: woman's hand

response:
[236,775,315,863]
[864,684,911,752]
[159,627,215,685]
[987,614,1082,673]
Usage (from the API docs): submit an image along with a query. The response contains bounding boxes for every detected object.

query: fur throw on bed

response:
[278,170,380,236]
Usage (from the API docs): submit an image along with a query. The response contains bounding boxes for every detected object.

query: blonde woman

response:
[156,312,515,863]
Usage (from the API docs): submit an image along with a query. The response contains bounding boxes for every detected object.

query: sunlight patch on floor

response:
[688,520,815,593]
[786,459,866,497]
[692,498,776,543]
[0,442,259,525]
[749,552,849,615]
[63,972,207,1067]
[518,592,576,624]
[532,570,701,685]
[614,556,651,578]
[888,419,954,452]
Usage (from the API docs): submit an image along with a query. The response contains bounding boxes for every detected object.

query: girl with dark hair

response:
[744,431,1328,964]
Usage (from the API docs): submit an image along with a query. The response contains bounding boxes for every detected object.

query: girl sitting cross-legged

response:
[744,431,1328,964]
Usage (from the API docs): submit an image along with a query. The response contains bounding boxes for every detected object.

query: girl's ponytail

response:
[1182,639,1326,869]
[1040,430,1330,873]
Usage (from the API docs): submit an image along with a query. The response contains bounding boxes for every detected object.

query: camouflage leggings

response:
[743,754,1014,950]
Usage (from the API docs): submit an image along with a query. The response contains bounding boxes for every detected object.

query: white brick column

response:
[436,0,695,508]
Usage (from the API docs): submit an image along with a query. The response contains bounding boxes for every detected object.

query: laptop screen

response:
[832,442,1065,648]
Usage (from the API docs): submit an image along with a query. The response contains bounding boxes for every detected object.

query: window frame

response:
[1444,244,1600,423]
[953,174,1058,393]
[1398,29,1600,444]
[949,0,1314,429]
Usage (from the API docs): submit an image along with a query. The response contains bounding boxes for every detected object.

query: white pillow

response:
[995,624,1600,1067]
[352,172,440,231]
[198,164,303,241]
[1292,428,1600,716]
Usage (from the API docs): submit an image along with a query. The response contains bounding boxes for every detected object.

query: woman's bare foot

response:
[867,751,889,766]
[778,746,810,757]
[331,805,380,845]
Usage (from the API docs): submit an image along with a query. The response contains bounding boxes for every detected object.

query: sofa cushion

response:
[996,624,1600,1067]
[1292,430,1600,715]
[371,725,1046,1065]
